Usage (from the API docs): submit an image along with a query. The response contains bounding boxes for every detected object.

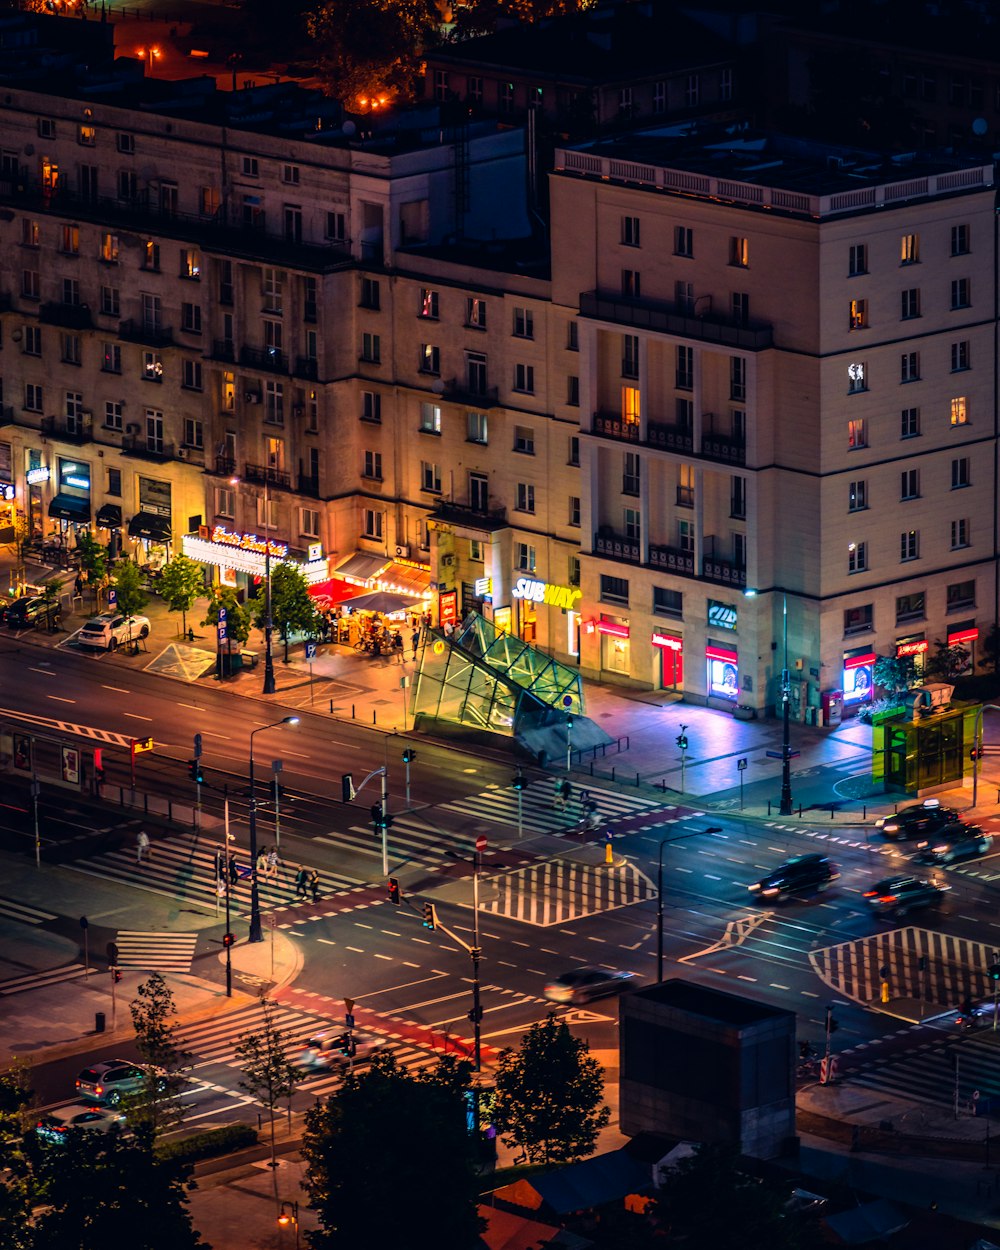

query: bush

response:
[156,1123,258,1164]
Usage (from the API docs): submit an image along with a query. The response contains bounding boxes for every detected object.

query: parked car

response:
[6,595,60,630]
[295,1030,384,1074]
[915,825,993,866]
[543,967,636,1005]
[77,613,151,651]
[875,800,962,842]
[862,874,948,918]
[748,855,839,902]
[33,1103,126,1143]
[75,1059,165,1105]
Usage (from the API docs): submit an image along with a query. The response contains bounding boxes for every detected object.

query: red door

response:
[660,641,683,690]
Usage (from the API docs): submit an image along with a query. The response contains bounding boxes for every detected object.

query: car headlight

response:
[762,887,780,896]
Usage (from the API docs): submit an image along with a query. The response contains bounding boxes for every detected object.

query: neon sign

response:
[511,577,582,610]
[211,525,288,560]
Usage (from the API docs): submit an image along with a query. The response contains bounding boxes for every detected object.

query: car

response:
[77,612,151,651]
[748,854,839,902]
[543,967,636,1005]
[6,595,60,630]
[34,1103,126,1143]
[875,800,962,842]
[862,874,949,917]
[295,1030,384,1073]
[914,825,993,866]
[75,1060,165,1105]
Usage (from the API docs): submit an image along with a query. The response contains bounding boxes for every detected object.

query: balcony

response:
[212,456,237,477]
[702,555,747,589]
[122,434,175,462]
[580,290,773,351]
[594,529,641,564]
[212,339,236,363]
[439,379,501,408]
[40,301,93,330]
[240,345,287,375]
[592,411,640,443]
[0,405,16,425]
[648,543,694,576]
[647,421,694,453]
[41,414,92,444]
[430,500,509,533]
[701,432,746,466]
[245,462,292,491]
[297,472,321,497]
[294,356,319,381]
[119,319,174,348]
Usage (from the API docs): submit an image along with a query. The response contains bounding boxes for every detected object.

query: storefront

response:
[706,642,739,701]
[653,630,683,690]
[895,637,928,678]
[598,617,630,673]
[96,503,124,559]
[25,462,50,539]
[128,476,173,567]
[182,525,328,595]
[842,649,876,710]
[47,456,92,537]
[511,576,583,652]
[948,624,979,672]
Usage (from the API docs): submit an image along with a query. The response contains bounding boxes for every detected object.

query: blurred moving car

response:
[862,874,948,918]
[875,799,961,842]
[543,967,636,1004]
[296,1030,384,1073]
[34,1103,125,1143]
[915,825,993,866]
[748,855,838,902]
[78,613,151,651]
[75,1060,165,1105]
[6,595,60,630]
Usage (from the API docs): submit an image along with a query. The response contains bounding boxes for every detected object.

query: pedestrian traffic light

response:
[401,748,416,764]
[341,773,356,803]
[222,932,235,948]
[422,902,438,930]
[512,772,527,792]
[387,877,401,906]
[468,1005,484,1024]
[676,734,688,750]
[188,759,203,784]
[990,964,1000,982]
[112,969,122,984]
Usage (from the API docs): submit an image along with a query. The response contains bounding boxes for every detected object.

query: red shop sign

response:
[843,651,876,670]
[651,631,683,651]
[896,640,928,657]
[948,627,979,645]
[597,621,630,639]
[705,645,738,663]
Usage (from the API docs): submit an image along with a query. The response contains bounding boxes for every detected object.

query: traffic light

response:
[341,773,356,803]
[370,802,382,828]
[222,932,235,948]
[512,772,527,792]
[387,877,401,906]
[422,902,438,930]
[188,759,203,784]
[826,1007,839,1034]
[112,969,122,984]
[676,734,688,750]
[970,746,985,761]
[990,964,1000,982]
[468,1004,484,1024]
[401,748,416,764]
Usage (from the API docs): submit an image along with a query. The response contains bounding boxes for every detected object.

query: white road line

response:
[345,946,364,953]
[46,696,75,703]
[102,685,130,693]
[123,713,153,721]
[30,668,56,676]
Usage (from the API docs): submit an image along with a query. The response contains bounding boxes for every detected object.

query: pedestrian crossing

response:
[63,833,357,914]
[0,897,57,925]
[477,857,656,926]
[115,930,199,974]
[810,926,1000,1010]
[843,1033,1000,1115]
[313,813,450,870]
[0,963,89,996]
[440,782,667,838]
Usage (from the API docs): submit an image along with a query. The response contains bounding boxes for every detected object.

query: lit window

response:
[849,299,868,329]
[951,396,968,426]
[900,233,920,264]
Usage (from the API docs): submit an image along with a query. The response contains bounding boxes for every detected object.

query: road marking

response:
[46,696,75,703]
[381,930,401,938]
[202,731,231,740]
[101,685,130,693]
[123,713,153,722]
[345,946,365,954]
[801,991,819,997]
[30,668,56,676]
[374,953,392,961]
[317,938,337,946]
[403,961,419,968]
[354,923,373,930]
[770,983,790,990]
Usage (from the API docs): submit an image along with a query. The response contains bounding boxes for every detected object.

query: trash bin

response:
[95,1011,106,1034]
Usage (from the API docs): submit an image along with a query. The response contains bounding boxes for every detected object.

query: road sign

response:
[79,916,89,930]
[305,640,317,660]
[272,759,283,774]
[133,737,154,753]
[737,757,748,771]
[475,835,487,853]
[344,997,354,1016]
[107,588,117,607]
[217,624,227,642]
[218,607,227,622]
[345,1013,355,1030]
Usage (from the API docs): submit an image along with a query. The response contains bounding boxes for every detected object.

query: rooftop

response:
[634,979,793,1027]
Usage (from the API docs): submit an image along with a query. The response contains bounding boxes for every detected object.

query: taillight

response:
[95,1085,104,1096]
[862,889,877,897]
[883,895,897,904]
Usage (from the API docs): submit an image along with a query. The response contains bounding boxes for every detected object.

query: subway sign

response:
[511,578,582,610]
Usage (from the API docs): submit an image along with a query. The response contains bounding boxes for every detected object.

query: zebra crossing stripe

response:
[115,930,199,974]
[0,898,57,925]
[315,815,448,866]
[440,784,663,836]
[0,963,89,996]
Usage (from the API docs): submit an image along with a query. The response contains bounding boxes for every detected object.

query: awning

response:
[333,551,390,582]
[308,579,363,611]
[381,562,431,596]
[346,591,422,615]
[128,512,172,542]
[48,494,91,522]
[95,503,123,529]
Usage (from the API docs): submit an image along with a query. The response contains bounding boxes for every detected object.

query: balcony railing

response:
[701,432,746,466]
[119,319,174,348]
[245,462,292,490]
[430,500,509,531]
[594,530,641,564]
[122,434,175,461]
[647,421,694,453]
[40,301,93,330]
[440,379,500,408]
[297,473,321,497]
[592,412,641,442]
[212,456,237,477]
[240,345,287,375]
[648,543,694,575]
[212,340,236,362]
[294,356,319,381]
[702,555,747,589]
[580,290,773,351]
[41,414,92,443]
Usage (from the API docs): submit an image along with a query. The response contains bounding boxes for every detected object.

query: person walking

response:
[308,868,320,904]
[266,847,280,881]
[295,866,308,900]
[136,829,150,864]
[411,628,419,661]
[256,848,268,879]
[228,852,239,889]
[74,571,84,598]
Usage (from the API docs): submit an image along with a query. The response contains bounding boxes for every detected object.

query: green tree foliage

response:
[979,624,1000,674]
[492,1013,609,1164]
[75,531,108,588]
[872,654,916,698]
[113,560,149,620]
[0,1062,36,1250]
[201,587,253,645]
[235,1000,300,1168]
[8,510,31,562]
[38,577,65,632]
[925,640,971,683]
[302,1051,483,1250]
[128,973,191,1137]
[159,555,205,637]
[305,0,438,104]
[254,562,319,656]
[448,0,590,40]
[655,1142,814,1250]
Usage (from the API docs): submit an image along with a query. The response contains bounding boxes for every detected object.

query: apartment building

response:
[550,135,997,717]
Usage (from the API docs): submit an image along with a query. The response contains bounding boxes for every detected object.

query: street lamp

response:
[248,716,299,942]
[745,587,793,816]
[230,473,276,695]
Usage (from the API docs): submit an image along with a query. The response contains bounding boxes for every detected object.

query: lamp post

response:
[230,471,276,694]
[247,716,299,942]
[745,587,793,816]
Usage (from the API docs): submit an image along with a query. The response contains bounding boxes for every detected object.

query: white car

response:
[296,1030,384,1073]
[78,613,151,651]
[34,1103,125,1143]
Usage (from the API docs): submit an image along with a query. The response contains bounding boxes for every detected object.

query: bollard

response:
[589,761,594,776]
[611,767,616,781]
[798,805,802,817]
[95,1011,106,1034]
[352,704,356,718]
[373,710,377,725]
[330,699,334,714]
[863,805,867,820]
[830,806,834,819]
[768,800,772,815]
[636,773,640,786]
[661,778,666,792]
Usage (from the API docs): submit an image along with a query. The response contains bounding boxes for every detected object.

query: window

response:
[901,288,920,319]
[181,303,202,334]
[900,468,920,500]
[849,298,868,330]
[729,236,749,267]
[600,575,629,605]
[900,233,919,264]
[326,211,346,241]
[106,467,123,501]
[622,268,641,300]
[567,376,580,406]
[421,461,442,492]
[730,357,746,401]
[418,288,438,319]
[951,340,970,372]
[363,450,382,480]
[419,344,440,375]
[24,384,42,412]
[844,604,873,635]
[103,401,123,432]
[951,396,968,426]
[676,281,694,313]
[623,452,641,496]
[654,81,666,113]
[21,218,39,248]
[896,592,925,624]
[118,170,137,202]
[466,297,487,329]
[200,186,221,218]
[142,240,160,272]
[653,586,682,618]
[262,268,283,314]
[241,156,259,177]
[951,224,970,256]
[848,541,868,573]
[59,224,78,255]
[731,475,746,519]
[624,506,641,541]
[433,69,449,101]
[100,232,119,264]
[952,456,971,488]
[569,496,580,527]
[848,478,868,512]
[500,82,514,113]
[901,351,920,382]
[61,334,81,365]
[363,508,383,540]
[517,543,537,572]
[618,86,633,117]
[947,580,975,612]
[951,518,970,549]
[900,529,920,561]
[901,407,920,438]
[848,244,868,276]
[361,332,381,364]
[513,307,534,338]
[64,392,83,422]
[23,326,41,356]
[678,519,695,552]
[685,73,700,106]
[117,131,134,153]
[97,341,120,376]
[467,410,488,444]
[141,292,162,334]
[622,334,639,379]
[731,292,750,326]
[419,403,441,434]
[466,351,488,394]
[142,351,163,381]
[21,269,39,300]
[848,418,868,449]
[516,483,535,513]
[38,118,55,139]
[299,508,319,538]
[847,361,866,393]
[514,426,535,454]
[949,278,971,312]
[62,278,80,306]
[513,363,534,394]
[676,345,693,390]
[720,67,733,100]
[621,215,640,247]
[360,277,380,310]
[469,473,488,512]
[569,435,580,466]
[674,226,693,257]
[468,76,483,104]
[182,360,203,391]
[621,386,641,428]
[183,418,204,449]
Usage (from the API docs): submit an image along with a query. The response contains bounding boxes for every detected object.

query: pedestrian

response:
[308,868,320,904]
[559,778,572,808]
[411,628,419,661]
[74,571,84,598]
[392,629,404,662]
[256,848,268,878]
[294,866,308,900]
[229,852,239,889]
[136,829,150,864]
[553,782,565,814]
[266,847,280,881]
[443,620,455,639]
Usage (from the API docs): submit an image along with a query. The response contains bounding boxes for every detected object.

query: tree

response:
[128,973,191,1137]
[979,624,1000,674]
[235,999,299,1169]
[492,1013,609,1165]
[302,1051,483,1250]
[872,654,916,698]
[305,0,438,106]
[75,531,108,591]
[159,555,205,639]
[7,510,31,562]
[254,562,319,660]
[113,560,149,620]
[0,1062,36,1250]
[925,639,971,682]
[38,577,65,632]
[201,587,253,645]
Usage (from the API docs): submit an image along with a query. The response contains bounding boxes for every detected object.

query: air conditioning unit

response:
[292,405,304,418]
[441,553,455,567]
[245,391,260,404]
[394,544,410,559]
[177,448,189,460]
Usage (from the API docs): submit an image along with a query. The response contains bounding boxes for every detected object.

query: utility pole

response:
[223,791,233,996]
[821,1005,837,1085]
[779,592,793,816]
[262,471,276,695]
[512,770,527,840]
[676,726,689,794]
[273,759,282,851]
[32,773,40,868]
